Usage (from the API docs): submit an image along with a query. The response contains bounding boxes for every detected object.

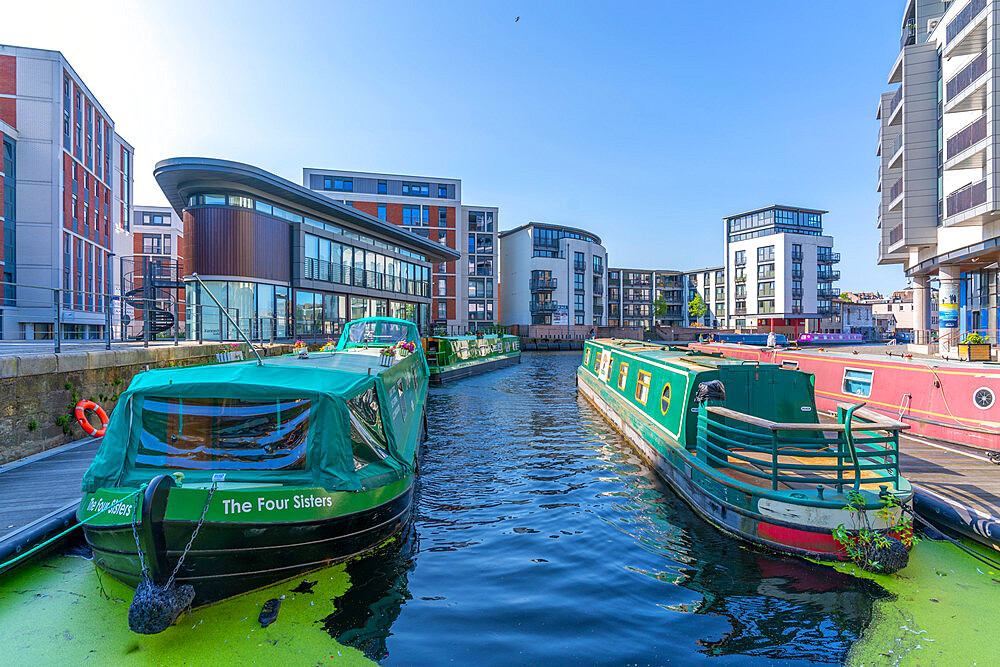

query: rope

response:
[0,484,147,572]
[904,505,1000,573]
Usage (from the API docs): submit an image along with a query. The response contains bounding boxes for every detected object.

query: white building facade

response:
[725,205,839,334]
[499,222,607,332]
[878,0,1000,351]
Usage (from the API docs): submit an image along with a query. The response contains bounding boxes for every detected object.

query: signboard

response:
[552,305,569,326]
[939,282,959,329]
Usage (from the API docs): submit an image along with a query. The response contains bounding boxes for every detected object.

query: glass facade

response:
[726,207,824,243]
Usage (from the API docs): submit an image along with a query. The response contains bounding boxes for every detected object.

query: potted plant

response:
[958,332,991,361]
[379,346,395,367]
[293,340,309,359]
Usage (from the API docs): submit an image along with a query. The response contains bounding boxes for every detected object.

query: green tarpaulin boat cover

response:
[83,318,426,493]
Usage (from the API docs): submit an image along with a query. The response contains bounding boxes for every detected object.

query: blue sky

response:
[4,1,907,294]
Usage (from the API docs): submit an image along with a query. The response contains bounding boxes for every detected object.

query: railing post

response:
[770,430,779,491]
[197,304,203,345]
[174,296,179,346]
[219,306,224,342]
[105,294,112,350]
[54,288,61,354]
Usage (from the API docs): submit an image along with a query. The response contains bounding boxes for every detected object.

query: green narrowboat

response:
[577,339,914,563]
[78,317,427,606]
[423,333,520,384]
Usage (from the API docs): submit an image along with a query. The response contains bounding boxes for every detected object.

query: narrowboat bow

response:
[577,339,914,566]
[78,317,428,607]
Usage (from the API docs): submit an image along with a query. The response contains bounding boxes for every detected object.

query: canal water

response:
[3,350,999,664]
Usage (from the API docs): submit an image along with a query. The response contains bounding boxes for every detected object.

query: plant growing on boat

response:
[963,332,988,345]
[832,491,913,574]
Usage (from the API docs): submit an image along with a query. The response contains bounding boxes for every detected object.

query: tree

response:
[653,296,668,319]
[839,293,852,302]
[688,294,707,322]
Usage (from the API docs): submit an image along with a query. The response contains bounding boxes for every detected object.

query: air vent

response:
[927,18,939,33]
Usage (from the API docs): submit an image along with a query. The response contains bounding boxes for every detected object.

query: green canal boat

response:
[78,317,427,606]
[424,333,520,384]
[577,339,914,563]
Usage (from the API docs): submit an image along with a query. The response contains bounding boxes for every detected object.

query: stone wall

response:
[0,342,293,464]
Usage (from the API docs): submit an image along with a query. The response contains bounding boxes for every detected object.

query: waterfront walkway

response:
[0,438,99,560]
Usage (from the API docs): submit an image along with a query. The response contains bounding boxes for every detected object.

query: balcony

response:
[791,287,803,298]
[818,287,841,299]
[886,133,903,169]
[817,306,839,316]
[946,178,987,217]
[735,307,747,316]
[791,250,804,261]
[888,177,904,202]
[946,0,988,56]
[888,223,903,246]
[734,256,746,266]
[817,270,841,282]
[791,269,803,279]
[593,305,604,316]
[946,48,987,105]
[817,252,841,264]
[529,277,557,291]
[593,264,602,274]
[573,260,586,271]
[888,86,903,123]
[734,275,746,283]
[593,281,604,293]
[529,301,559,314]
[945,114,987,167]
[900,20,915,50]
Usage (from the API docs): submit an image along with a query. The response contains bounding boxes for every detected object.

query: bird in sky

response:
[515,16,519,22]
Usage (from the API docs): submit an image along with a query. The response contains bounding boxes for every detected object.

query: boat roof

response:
[701,342,1000,370]
[591,338,777,372]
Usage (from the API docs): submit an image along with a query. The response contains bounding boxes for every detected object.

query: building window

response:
[757,299,775,314]
[402,182,429,196]
[377,180,387,194]
[377,203,387,220]
[323,177,353,191]
[574,251,585,271]
[757,281,775,297]
[437,185,448,198]
[757,245,775,262]
[758,263,775,280]
[437,278,447,296]
[402,205,424,226]
[593,255,603,273]
[574,273,584,291]
[439,208,448,227]
[575,293,585,312]
[437,301,447,320]
[142,234,163,254]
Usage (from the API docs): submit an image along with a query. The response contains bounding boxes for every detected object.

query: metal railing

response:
[889,177,904,201]
[946,48,988,102]
[696,403,904,493]
[946,178,987,216]
[818,288,841,299]
[529,301,559,314]
[947,0,987,44]
[888,224,903,245]
[573,260,587,271]
[946,113,987,159]
[817,270,841,281]
[889,86,903,117]
[529,277,558,291]
[817,252,841,264]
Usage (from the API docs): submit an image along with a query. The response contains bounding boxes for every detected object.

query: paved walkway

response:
[0,438,100,550]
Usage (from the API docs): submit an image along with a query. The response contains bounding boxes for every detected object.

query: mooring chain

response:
[165,483,217,589]
[130,492,149,577]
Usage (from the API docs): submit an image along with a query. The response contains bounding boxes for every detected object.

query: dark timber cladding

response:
[184,206,290,282]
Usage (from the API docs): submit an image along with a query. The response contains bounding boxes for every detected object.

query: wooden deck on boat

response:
[0,439,99,555]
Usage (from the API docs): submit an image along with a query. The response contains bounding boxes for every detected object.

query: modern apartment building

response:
[156,158,458,340]
[607,268,684,328]
[683,266,727,327]
[877,0,1000,351]
[302,168,498,332]
[499,222,607,332]
[725,205,839,333]
[0,45,133,340]
[606,267,726,329]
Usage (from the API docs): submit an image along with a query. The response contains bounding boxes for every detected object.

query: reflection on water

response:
[328,351,890,664]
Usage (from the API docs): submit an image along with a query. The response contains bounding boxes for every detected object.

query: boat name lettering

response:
[221,494,335,515]
[86,497,133,517]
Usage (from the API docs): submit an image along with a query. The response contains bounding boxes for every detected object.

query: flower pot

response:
[958,343,991,362]
[380,353,393,367]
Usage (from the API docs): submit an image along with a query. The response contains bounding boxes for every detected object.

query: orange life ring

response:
[75,400,108,438]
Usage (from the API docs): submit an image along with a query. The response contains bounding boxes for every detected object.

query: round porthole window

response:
[974,387,995,410]
[660,384,671,415]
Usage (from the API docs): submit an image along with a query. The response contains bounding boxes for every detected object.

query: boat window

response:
[618,362,629,391]
[781,360,799,370]
[636,371,651,405]
[842,369,873,397]
[584,348,591,366]
[136,397,309,470]
[345,320,410,346]
[346,386,389,471]
[660,384,671,415]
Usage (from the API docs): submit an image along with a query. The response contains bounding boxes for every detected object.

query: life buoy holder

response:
[75,400,108,438]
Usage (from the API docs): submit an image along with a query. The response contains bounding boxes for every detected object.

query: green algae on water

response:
[844,539,1000,665]
[0,553,373,665]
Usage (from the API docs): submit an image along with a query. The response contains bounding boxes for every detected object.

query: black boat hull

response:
[82,482,413,605]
